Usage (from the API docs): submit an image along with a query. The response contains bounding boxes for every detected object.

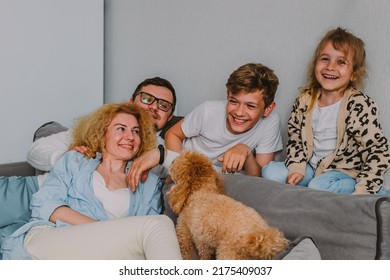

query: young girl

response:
[262,27,390,195]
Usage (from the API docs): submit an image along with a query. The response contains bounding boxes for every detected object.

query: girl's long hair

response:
[303,27,366,111]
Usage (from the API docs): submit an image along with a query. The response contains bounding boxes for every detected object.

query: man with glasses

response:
[26,77,182,178]
[130,78,182,144]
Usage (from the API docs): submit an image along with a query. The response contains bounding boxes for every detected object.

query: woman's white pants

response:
[24,215,182,260]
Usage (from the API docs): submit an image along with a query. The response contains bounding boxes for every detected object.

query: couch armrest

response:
[222,174,390,260]
[0,162,35,177]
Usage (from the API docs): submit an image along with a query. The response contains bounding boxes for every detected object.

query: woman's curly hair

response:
[70,103,156,159]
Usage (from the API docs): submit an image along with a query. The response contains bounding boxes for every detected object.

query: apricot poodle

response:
[168,150,289,260]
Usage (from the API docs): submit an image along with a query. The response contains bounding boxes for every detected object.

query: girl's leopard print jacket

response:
[286,87,390,194]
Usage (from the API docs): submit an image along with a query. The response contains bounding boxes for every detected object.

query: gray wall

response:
[104,0,390,184]
[2,1,389,184]
[0,0,104,164]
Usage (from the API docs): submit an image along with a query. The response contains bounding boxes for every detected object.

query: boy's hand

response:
[126,148,160,192]
[287,172,303,185]
[217,144,251,174]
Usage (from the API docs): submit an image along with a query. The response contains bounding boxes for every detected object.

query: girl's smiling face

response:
[315,41,356,96]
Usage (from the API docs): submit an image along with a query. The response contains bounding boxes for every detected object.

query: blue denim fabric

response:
[262,161,315,187]
[262,161,389,195]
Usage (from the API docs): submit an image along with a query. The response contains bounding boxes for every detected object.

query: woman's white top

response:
[92,171,130,219]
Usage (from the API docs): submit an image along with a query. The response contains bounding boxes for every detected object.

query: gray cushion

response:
[274,235,321,260]
[33,121,68,141]
[223,174,390,260]
[377,198,390,259]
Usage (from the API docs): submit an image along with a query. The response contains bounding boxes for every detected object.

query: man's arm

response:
[27,130,72,171]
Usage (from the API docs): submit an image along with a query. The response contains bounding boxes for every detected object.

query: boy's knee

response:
[261,162,273,178]
[261,161,286,182]
[307,181,322,191]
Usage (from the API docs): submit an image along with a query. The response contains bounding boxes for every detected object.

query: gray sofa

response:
[162,174,390,260]
[1,120,390,260]
[2,159,390,259]
[0,162,36,177]
[222,175,390,260]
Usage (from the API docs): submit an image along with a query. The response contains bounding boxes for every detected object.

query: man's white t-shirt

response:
[181,100,283,170]
[27,130,72,172]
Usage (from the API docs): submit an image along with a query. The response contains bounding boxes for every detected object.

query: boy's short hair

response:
[226,63,279,108]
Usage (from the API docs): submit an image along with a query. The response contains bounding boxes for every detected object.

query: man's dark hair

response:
[132,77,177,112]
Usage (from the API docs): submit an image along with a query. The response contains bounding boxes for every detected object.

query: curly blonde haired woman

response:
[2,103,181,259]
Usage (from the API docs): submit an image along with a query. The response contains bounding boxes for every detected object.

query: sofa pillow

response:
[33,121,68,142]
[0,176,39,256]
[0,222,25,259]
[0,176,39,228]
[273,235,321,260]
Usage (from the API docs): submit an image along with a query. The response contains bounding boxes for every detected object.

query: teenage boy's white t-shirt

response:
[181,100,283,170]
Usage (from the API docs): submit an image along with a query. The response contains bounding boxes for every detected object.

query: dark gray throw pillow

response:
[274,235,321,260]
[33,121,68,142]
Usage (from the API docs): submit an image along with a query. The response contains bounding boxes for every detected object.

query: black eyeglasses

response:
[134,92,173,112]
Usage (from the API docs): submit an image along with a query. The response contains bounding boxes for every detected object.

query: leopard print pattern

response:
[285,88,390,194]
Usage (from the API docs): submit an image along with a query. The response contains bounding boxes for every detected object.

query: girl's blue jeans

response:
[262,161,388,195]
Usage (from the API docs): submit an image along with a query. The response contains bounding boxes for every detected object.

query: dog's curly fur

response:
[168,150,289,260]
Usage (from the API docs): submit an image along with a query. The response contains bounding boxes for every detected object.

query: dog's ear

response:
[168,183,189,214]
